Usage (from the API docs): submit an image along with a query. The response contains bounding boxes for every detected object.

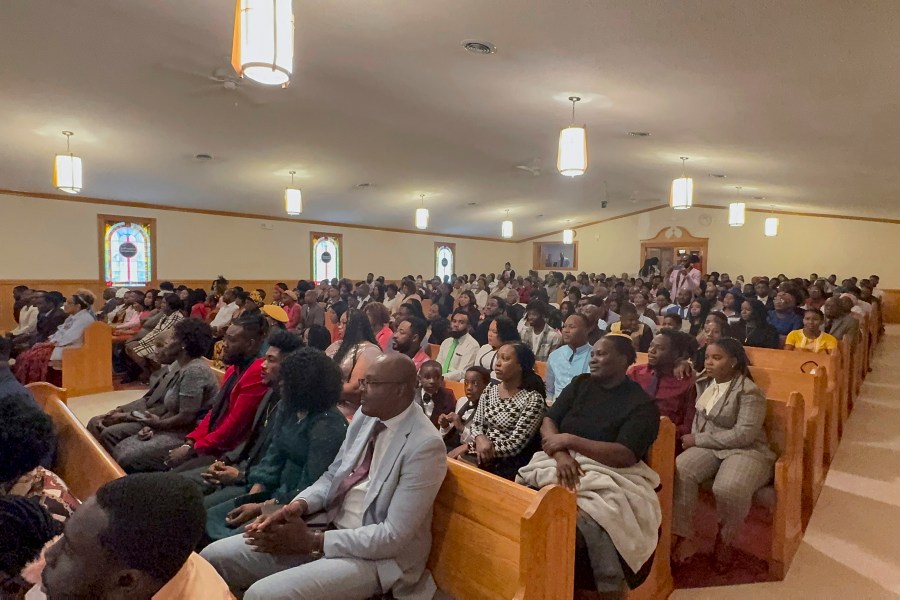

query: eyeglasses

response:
[357,378,407,390]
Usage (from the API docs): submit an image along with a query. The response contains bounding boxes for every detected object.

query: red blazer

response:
[187,358,267,455]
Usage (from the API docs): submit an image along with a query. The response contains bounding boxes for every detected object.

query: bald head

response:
[360,353,418,420]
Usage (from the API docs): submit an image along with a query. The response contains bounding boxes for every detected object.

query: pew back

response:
[27,382,124,501]
[62,321,113,397]
[428,460,576,600]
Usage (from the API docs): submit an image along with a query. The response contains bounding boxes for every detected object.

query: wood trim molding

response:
[691,204,900,226]
[0,188,517,244]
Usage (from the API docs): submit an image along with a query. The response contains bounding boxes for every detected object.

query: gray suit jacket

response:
[296,405,447,599]
[692,374,776,463]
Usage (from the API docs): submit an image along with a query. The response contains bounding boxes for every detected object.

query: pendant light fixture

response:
[53,131,82,194]
[765,217,779,237]
[501,209,514,239]
[557,96,588,177]
[284,170,302,215]
[231,0,295,87]
[728,186,745,226]
[415,194,429,230]
[562,221,574,244]
[670,156,693,210]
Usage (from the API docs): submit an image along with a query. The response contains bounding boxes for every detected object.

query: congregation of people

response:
[0,260,884,599]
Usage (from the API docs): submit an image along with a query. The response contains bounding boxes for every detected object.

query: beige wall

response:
[2,192,898,287]
[521,207,900,287]
[0,192,516,281]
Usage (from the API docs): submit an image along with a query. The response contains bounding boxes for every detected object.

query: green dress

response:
[205,406,348,541]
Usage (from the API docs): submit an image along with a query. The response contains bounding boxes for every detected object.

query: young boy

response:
[416,360,456,427]
[440,366,490,455]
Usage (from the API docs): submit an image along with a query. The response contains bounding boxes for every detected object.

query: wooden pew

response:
[628,418,675,600]
[535,360,548,380]
[428,460,576,599]
[428,420,676,600]
[427,343,440,360]
[746,347,842,464]
[839,337,854,431]
[749,366,827,522]
[445,379,465,400]
[27,382,124,500]
[61,321,113,397]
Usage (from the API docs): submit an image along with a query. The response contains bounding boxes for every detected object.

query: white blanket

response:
[516,451,661,572]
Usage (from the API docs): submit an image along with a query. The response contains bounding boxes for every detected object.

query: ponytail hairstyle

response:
[502,342,546,398]
[708,336,752,377]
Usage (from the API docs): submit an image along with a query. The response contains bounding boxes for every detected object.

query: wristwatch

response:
[311,530,325,557]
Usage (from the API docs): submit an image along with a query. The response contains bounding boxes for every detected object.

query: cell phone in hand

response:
[131,410,150,420]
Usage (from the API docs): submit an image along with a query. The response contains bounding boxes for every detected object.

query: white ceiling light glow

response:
[53,130,82,194]
[284,170,302,215]
[562,220,574,244]
[501,209,513,239]
[729,186,745,226]
[669,156,692,210]
[415,194,429,230]
[557,96,587,177]
[765,217,779,237]
[232,0,294,87]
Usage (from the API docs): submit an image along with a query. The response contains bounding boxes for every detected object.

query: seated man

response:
[660,313,683,332]
[38,473,232,599]
[519,300,563,361]
[10,291,67,356]
[201,354,448,600]
[546,314,592,403]
[436,309,480,381]
[415,359,456,427]
[166,314,268,469]
[392,316,430,369]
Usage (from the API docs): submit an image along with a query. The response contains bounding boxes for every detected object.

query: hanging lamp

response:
[284,170,302,215]
[557,96,587,177]
[562,220,574,244]
[231,0,295,87]
[670,156,692,209]
[53,131,82,194]
[415,194,429,230]
[728,186,745,226]
[501,210,514,239]
[765,217,779,237]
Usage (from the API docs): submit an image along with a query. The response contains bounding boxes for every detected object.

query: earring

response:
[732,363,737,368]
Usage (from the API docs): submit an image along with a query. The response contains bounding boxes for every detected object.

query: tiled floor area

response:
[66,327,900,599]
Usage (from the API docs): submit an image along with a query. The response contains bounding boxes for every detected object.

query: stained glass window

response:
[103,220,153,286]
[436,245,454,281]
[311,233,341,282]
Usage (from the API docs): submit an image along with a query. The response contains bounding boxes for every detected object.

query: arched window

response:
[100,216,155,286]
[311,232,342,282]
[435,242,455,282]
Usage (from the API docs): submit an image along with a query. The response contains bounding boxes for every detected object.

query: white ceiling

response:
[3,0,900,239]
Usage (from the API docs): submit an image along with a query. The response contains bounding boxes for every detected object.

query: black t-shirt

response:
[547,375,660,459]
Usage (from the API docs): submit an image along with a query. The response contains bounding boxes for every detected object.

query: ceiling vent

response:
[461,40,496,55]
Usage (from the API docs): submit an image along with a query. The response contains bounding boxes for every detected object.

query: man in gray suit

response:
[201,353,448,599]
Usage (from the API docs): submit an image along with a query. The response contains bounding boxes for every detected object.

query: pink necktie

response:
[328,422,387,512]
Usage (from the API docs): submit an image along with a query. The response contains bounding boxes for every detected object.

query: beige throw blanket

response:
[517,451,661,572]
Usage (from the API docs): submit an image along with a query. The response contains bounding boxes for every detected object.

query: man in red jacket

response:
[166,314,268,468]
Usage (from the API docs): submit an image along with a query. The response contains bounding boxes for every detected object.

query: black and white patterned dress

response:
[469,383,545,457]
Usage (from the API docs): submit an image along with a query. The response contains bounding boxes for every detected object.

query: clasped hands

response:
[243,499,318,555]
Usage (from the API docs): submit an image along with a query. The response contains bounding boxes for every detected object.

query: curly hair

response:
[741,299,769,327]
[656,328,695,361]
[492,316,521,346]
[279,348,343,414]
[333,308,378,364]
[173,318,214,359]
[501,342,546,397]
[0,496,62,575]
[0,393,54,483]
[163,293,184,312]
[268,328,303,355]
[364,302,391,328]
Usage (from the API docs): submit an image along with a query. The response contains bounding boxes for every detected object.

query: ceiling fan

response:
[156,63,279,106]
[515,158,542,176]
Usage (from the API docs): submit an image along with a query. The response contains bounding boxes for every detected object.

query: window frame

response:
[434,241,456,281]
[310,231,343,282]
[97,214,157,286]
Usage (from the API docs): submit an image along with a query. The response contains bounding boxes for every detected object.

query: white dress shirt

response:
[332,403,416,530]
[436,333,480,381]
[210,301,238,327]
[11,305,38,336]
[473,290,489,309]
